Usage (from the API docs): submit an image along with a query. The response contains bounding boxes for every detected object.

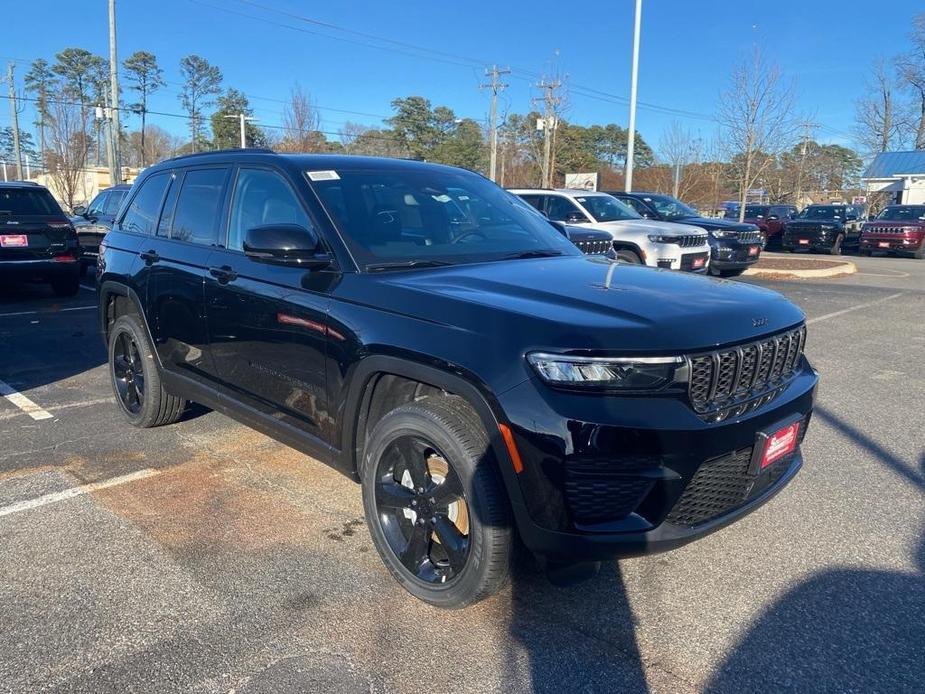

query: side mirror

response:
[564,211,587,224]
[548,220,568,236]
[244,224,331,269]
[767,214,779,220]
[73,205,87,216]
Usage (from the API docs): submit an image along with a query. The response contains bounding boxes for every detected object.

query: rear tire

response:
[615,249,642,264]
[361,395,513,608]
[108,314,186,428]
[50,273,80,297]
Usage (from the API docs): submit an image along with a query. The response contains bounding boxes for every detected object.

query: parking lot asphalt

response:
[0,255,923,693]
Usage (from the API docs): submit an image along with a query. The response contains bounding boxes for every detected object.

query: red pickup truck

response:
[860,205,925,259]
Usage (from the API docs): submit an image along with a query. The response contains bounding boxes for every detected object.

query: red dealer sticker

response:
[0,234,28,248]
[692,257,705,269]
[748,245,760,256]
[759,421,800,469]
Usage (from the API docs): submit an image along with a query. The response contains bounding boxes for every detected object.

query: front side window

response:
[546,195,585,222]
[120,173,170,236]
[87,192,108,216]
[621,197,652,216]
[103,190,127,216]
[170,168,228,245]
[228,168,311,251]
[744,205,770,218]
[309,167,578,268]
[637,194,697,220]
[575,195,640,222]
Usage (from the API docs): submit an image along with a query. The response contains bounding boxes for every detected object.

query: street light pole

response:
[624,0,642,192]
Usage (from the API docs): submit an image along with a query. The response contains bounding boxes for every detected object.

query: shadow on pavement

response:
[707,406,925,692]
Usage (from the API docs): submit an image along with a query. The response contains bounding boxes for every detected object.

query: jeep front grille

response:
[574,239,612,255]
[736,230,762,242]
[688,326,806,418]
[676,235,707,248]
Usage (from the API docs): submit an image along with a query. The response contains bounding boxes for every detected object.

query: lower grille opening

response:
[564,456,659,524]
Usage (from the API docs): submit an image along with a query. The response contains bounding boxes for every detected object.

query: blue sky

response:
[0,0,916,157]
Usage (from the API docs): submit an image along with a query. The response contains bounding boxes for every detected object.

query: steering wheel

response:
[452,230,487,244]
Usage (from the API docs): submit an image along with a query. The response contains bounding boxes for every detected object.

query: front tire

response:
[361,396,513,608]
[108,314,186,428]
[615,249,642,264]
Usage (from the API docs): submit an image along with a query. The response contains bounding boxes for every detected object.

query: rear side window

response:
[0,188,62,216]
[104,190,126,216]
[546,196,583,222]
[518,195,545,213]
[227,168,311,251]
[170,168,228,245]
[121,173,170,235]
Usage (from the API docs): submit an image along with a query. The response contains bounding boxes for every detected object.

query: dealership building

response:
[862,151,925,205]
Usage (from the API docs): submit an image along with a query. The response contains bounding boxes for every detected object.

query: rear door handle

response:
[139,249,160,264]
[209,265,238,283]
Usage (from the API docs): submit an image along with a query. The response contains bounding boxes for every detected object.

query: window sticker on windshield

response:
[576,198,586,203]
[431,194,452,203]
[307,170,340,181]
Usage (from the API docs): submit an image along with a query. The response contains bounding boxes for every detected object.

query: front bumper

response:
[709,237,762,269]
[860,235,924,253]
[496,362,817,562]
[649,243,711,273]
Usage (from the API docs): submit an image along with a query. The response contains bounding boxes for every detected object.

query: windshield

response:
[797,206,845,220]
[876,206,925,221]
[309,168,580,268]
[637,194,697,220]
[574,194,640,222]
[744,205,770,218]
[0,188,62,216]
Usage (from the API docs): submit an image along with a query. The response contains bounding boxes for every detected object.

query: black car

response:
[781,204,863,255]
[71,184,131,271]
[98,151,817,608]
[608,192,763,277]
[0,181,82,296]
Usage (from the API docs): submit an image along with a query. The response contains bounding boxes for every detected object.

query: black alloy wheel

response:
[112,330,145,415]
[374,436,471,584]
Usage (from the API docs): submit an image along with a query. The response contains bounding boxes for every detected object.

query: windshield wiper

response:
[365,259,454,272]
[500,249,565,260]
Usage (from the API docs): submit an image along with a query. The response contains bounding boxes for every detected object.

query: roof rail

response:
[159,147,276,165]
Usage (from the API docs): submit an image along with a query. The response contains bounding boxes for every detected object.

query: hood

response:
[350,256,804,357]
[674,216,758,233]
[786,218,845,228]
[593,218,707,237]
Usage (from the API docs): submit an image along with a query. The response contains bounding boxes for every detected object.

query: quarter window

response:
[170,168,228,245]
[120,173,170,236]
[227,168,311,251]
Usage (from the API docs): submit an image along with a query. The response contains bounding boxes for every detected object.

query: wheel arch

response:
[98,281,163,371]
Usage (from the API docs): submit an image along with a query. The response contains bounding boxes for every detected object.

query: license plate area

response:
[878,241,890,248]
[692,256,705,269]
[748,245,759,256]
[798,239,810,245]
[0,234,28,248]
[750,415,803,474]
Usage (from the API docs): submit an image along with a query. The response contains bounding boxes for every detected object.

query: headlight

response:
[527,352,684,390]
[647,234,679,244]
[711,229,736,239]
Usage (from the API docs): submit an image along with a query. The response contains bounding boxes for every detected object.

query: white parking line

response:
[0,469,159,518]
[79,283,97,292]
[806,292,905,325]
[0,379,53,420]
[0,396,115,422]
[0,305,97,318]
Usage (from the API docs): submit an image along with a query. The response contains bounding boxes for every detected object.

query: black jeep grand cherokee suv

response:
[98,151,817,608]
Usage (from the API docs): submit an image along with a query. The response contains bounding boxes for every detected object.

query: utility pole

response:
[225,113,257,148]
[108,0,122,184]
[533,79,561,188]
[481,65,510,182]
[6,64,24,179]
[624,0,642,192]
[795,120,815,207]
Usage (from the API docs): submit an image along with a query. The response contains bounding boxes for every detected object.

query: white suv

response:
[510,189,711,272]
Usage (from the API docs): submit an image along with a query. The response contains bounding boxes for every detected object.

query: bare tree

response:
[897,12,925,149]
[854,59,900,154]
[124,124,182,167]
[46,98,91,211]
[277,85,323,152]
[659,120,705,199]
[717,47,798,221]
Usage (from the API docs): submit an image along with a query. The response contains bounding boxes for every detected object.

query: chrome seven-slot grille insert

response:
[735,230,762,242]
[574,238,613,255]
[688,325,806,419]
[865,226,918,234]
[675,235,707,248]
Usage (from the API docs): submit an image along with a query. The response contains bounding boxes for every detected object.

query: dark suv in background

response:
[98,150,817,608]
[781,204,863,255]
[71,183,131,272]
[735,204,799,247]
[0,181,82,296]
[608,191,763,276]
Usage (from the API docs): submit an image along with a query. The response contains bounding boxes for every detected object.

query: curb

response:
[742,259,857,279]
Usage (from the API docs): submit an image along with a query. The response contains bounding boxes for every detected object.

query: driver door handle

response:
[139,249,160,264]
[209,265,238,283]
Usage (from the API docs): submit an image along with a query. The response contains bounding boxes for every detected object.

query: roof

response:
[863,151,925,179]
[0,181,46,189]
[102,184,132,192]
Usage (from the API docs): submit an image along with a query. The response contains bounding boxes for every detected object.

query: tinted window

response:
[120,173,170,235]
[87,192,108,216]
[744,205,770,217]
[546,196,584,222]
[0,188,62,216]
[309,167,578,267]
[228,169,311,251]
[798,206,845,220]
[103,190,127,216]
[621,197,651,216]
[170,168,228,245]
[575,195,640,222]
[517,195,545,213]
[875,206,925,221]
[637,194,697,220]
